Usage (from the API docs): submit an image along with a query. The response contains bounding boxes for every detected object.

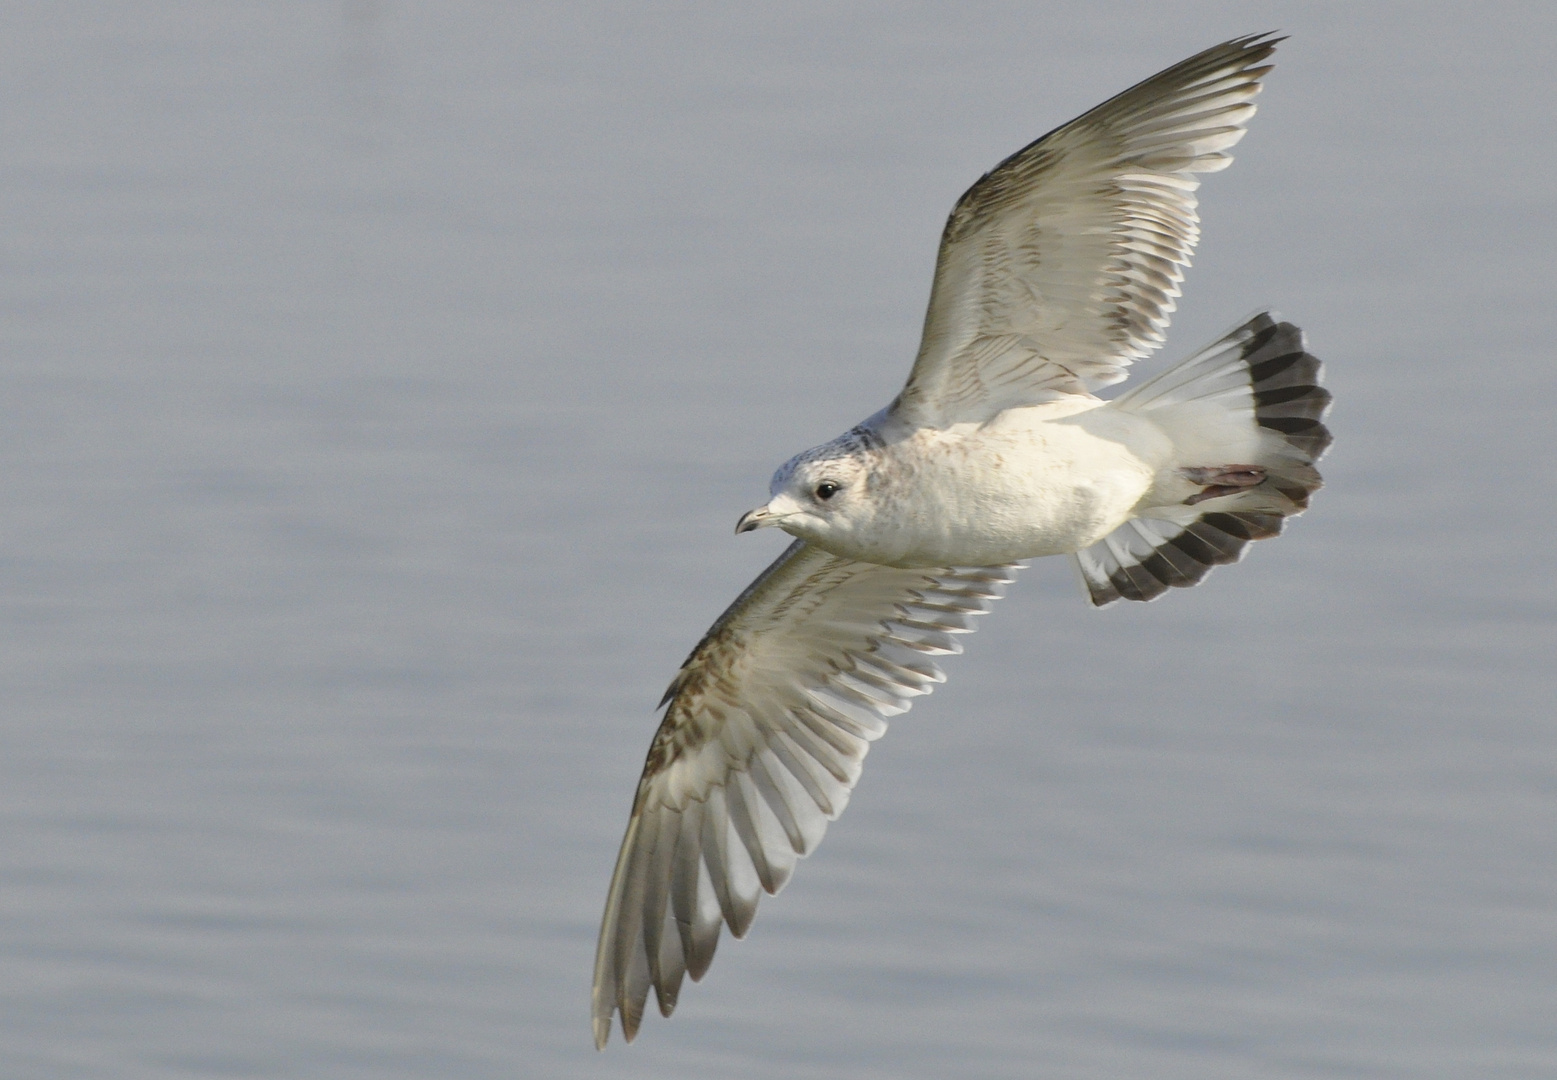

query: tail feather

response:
[1076,314,1331,606]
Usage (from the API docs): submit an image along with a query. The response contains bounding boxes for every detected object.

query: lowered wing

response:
[592,540,1020,1046]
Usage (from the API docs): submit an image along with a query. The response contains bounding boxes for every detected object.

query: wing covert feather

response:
[895,33,1281,424]
[591,540,1021,1046]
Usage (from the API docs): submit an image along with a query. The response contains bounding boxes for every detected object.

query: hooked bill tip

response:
[735,507,770,534]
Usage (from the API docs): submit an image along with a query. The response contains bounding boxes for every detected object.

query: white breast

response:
[861,400,1171,567]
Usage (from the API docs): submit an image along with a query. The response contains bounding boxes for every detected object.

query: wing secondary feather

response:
[591,540,1021,1047]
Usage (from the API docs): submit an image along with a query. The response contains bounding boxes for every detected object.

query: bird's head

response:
[736,438,875,549]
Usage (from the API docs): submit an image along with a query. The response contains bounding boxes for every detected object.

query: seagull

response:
[592,32,1331,1047]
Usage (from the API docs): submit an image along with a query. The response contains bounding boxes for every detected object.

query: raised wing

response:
[894,34,1280,426]
[592,540,1020,1047]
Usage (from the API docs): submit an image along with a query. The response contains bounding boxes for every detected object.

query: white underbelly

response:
[866,402,1171,566]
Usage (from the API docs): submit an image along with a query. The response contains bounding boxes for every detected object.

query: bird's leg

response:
[1180,465,1266,505]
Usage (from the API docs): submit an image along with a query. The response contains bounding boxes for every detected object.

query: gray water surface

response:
[2,4,1554,1078]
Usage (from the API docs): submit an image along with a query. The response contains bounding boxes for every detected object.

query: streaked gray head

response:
[735,427,881,542]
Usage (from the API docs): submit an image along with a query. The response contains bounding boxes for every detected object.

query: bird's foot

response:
[1181,465,1266,505]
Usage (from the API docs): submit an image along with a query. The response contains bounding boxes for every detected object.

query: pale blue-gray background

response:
[1,3,1553,1078]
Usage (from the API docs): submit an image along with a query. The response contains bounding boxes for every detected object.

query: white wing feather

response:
[895,34,1281,425]
[591,540,1020,1046]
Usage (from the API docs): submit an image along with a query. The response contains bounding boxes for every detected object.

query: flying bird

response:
[592,33,1331,1047]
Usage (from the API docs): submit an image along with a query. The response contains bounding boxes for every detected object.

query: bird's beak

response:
[735,505,776,534]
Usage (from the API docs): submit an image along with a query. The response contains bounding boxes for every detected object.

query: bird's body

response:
[790,399,1169,567]
[592,33,1332,1048]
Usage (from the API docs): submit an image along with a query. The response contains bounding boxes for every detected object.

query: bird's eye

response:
[814,481,841,501]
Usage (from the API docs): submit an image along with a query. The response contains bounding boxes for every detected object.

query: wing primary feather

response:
[806,686,891,740]
[764,724,843,818]
[870,639,948,677]
[857,651,943,691]
[860,657,931,697]
[639,808,680,1009]
[611,810,659,1038]
[652,894,688,1018]
[606,812,659,1043]
[618,925,653,1043]
[685,857,722,981]
[746,749,809,854]
[724,770,785,895]
[883,623,964,654]
[833,669,915,712]
[904,593,993,616]
[787,704,869,774]
[894,610,980,633]
[698,785,756,938]
[669,798,705,969]
[591,811,638,1049]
